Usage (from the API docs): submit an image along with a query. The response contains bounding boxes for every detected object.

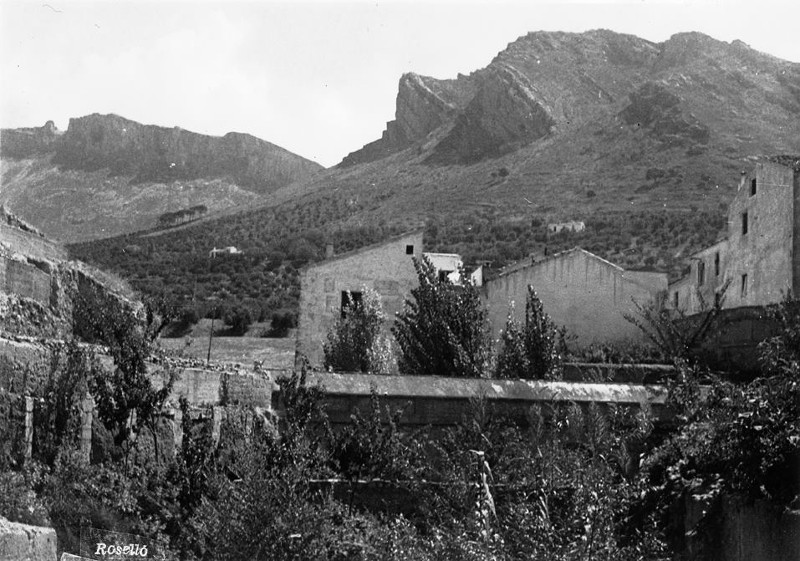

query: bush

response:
[496,287,565,380]
[323,288,393,373]
[393,256,492,377]
[267,309,296,337]
[224,306,253,336]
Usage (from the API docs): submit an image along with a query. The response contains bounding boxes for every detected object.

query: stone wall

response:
[483,248,667,348]
[2,258,52,306]
[683,496,800,561]
[0,516,57,561]
[0,222,67,263]
[297,231,424,368]
[726,162,796,308]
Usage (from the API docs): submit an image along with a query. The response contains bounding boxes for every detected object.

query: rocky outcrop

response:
[427,64,555,164]
[338,29,800,168]
[620,82,710,146]
[50,114,323,195]
[340,72,475,166]
[0,121,61,159]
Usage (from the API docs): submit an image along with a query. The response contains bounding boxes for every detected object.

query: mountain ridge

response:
[0,114,324,242]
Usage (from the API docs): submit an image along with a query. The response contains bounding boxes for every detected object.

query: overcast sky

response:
[1,0,799,167]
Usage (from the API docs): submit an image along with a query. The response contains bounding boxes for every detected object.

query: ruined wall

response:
[0,222,68,262]
[296,232,423,368]
[725,162,795,308]
[483,249,667,347]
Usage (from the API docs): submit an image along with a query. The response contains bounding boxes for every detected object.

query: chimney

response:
[326,244,335,259]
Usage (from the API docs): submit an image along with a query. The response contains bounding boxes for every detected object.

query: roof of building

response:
[494,247,625,280]
[300,228,425,271]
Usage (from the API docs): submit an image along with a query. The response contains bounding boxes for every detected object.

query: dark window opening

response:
[714,291,722,308]
[714,252,720,276]
[340,290,363,318]
[697,261,706,286]
[405,245,414,255]
[742,212,748,236]
[740,274,748,298]
[673,291,679,309]
[750,178,757,196]
[438,270,452,282]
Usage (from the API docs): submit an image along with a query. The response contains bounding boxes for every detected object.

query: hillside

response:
[0,115,324,242]
[277,31,800,224]
[66,30,800,323]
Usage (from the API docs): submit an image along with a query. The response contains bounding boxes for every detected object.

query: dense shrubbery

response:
[394,256,492,378]
[496,287,566,380]
[68,206,725,337]
[323,288,394,373]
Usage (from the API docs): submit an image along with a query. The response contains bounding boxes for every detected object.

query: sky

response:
[1,0,799,168]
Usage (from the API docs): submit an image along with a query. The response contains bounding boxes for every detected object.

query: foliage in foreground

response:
[323,288,394,373]
[495,286,566,380]
[393,256,492,377]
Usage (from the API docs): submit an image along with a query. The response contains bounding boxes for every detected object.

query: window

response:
[750,178,757,196]
[438,270,451,282]
[405,245,414,255]
[714,252,720,276]
[742,212,748,236]
[740,274,748,298]
[340,290,363,318]
[673,291,679,309]
[697,261,705,286]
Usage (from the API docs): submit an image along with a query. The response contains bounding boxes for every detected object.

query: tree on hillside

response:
[323,287,393,373]
[393,256,492,378]
[495,286,565,380]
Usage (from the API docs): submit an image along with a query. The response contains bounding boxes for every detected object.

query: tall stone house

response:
[669,157,800,313]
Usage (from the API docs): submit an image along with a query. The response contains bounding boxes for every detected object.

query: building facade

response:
[668,158,800,313]
[483,248,667,348]
[296,231,424,368]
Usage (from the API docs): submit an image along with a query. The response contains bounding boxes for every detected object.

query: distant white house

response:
[548,221,586,234]
[209,246,242,258]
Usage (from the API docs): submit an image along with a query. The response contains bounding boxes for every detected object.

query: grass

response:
[157,320,295,369]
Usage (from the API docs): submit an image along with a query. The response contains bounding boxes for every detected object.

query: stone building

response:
[296,231,424,368]
[547,220,586,234]
[483,248,667,348]
[668,157,800,313]
[296,231,484,368]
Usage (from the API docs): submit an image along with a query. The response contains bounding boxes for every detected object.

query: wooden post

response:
[23,396,33,463]
[171,406,183,458]
[211,406,224,448]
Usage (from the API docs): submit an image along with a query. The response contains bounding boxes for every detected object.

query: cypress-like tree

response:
[393,256,491,377]
[323,287,393,373]
[496,286,564,380]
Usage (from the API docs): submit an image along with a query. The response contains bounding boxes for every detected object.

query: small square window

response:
[740,274,748,298]
[742,212,748,236]
[405,245,414,255]
[750,178,757,196]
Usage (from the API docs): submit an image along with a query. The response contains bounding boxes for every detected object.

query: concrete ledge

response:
[0,516,57,561]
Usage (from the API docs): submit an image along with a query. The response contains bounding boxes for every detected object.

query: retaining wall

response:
[0,516,57,561]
